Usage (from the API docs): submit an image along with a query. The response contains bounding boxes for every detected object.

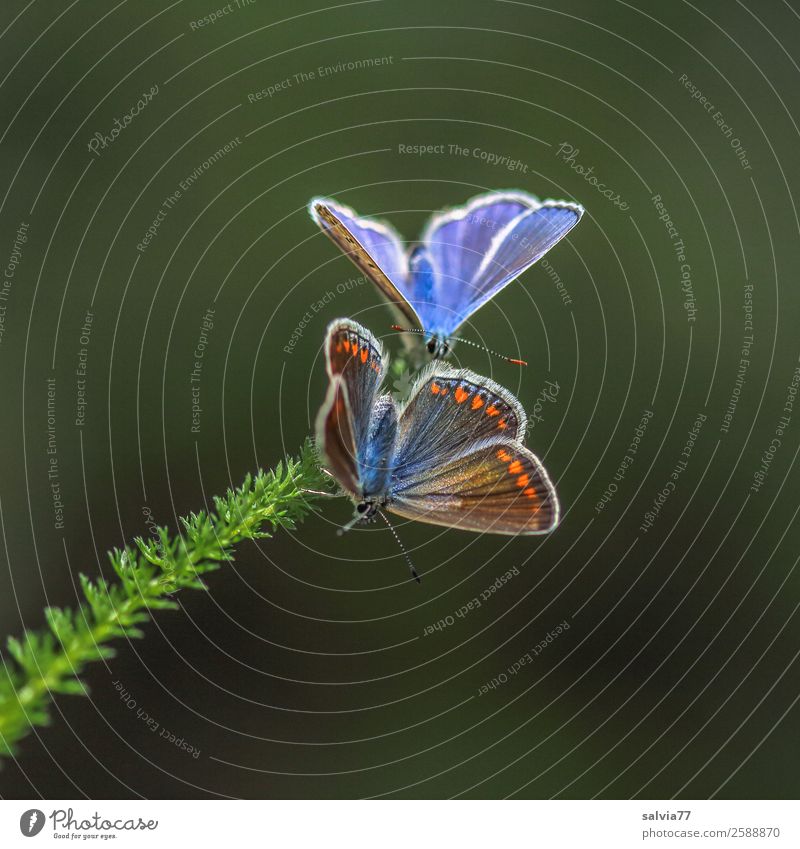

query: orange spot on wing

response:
[508,460,523,475]
[360,346,368,363]
[516,474,530,488]
[342,338,350,352]
[497,419,508,430]
[496,449,512,462]
[431,382,441,395]
[471,395,484,410]
[523,487,538,500]
[455,387,469,404]
[486,405,500,417]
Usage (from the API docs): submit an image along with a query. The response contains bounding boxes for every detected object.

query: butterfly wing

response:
[392,363,527,487]
[389,361,557,534]
[316,319,388,498]
[322,318,386,447]
[316,375,360,498]
[418,191,583,336]
[388,438,559,535]
[309,198,423,329]
[418,192,533,294]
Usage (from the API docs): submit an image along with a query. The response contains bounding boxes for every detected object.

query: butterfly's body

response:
[309,191,583,359]
[317,319,559,552]
[358,395,397,502]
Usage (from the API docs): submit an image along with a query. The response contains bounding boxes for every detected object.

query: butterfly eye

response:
[427,339,436,354]
[356,502,369,514]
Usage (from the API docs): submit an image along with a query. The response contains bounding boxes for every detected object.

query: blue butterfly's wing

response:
[309,198,423,329]
[418,191,583,336]
[387,362,558,534]
[418,192,533,298]
[316,319,390,499]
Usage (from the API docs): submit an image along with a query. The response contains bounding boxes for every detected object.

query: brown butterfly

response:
[317,319,560,576]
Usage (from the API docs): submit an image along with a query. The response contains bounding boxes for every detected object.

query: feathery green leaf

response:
[0,440,331,758]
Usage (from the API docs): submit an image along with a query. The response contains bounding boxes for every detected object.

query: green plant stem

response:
[0,439,330,758]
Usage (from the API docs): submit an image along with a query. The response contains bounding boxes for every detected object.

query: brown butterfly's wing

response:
[324,319,386,451]
[317,319,391,498]
[392,363,527,485]
[388,439,559,535]
[310,198,423,330]
[315,375,360,499]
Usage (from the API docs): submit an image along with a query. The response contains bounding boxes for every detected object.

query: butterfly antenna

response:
[391,325,526,366]
[378,510,421,583]
[391,325,426,336]
[445,334,527,366]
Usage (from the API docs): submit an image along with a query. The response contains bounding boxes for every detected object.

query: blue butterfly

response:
[317,319,559,579]
[309,191,583,357]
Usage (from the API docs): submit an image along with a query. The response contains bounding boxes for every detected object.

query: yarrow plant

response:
[0,440,331,758]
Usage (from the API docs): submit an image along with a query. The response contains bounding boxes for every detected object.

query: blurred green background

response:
[0,0,798,799]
